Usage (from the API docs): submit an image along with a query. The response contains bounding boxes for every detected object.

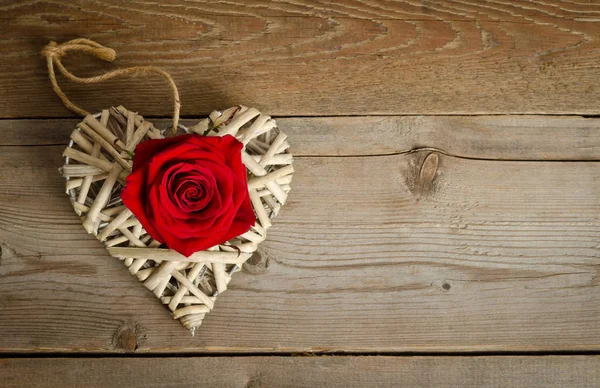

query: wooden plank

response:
[1,356,599,388]
[2,1,600,117]
[3,115,600,160]
[0,144,598,353]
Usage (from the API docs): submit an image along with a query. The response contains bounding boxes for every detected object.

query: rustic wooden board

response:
[1,356,599,388]
[0,129,598,352]
[2,115,600,160]
[2,1,600,117]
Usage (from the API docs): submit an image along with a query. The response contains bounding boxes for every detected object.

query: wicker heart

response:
[61,106,293,333]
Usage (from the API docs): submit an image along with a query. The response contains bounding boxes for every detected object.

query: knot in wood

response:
[418,152,439,197]
[243,250,270,275]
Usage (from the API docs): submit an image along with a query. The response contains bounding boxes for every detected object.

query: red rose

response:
[121,134,255,257]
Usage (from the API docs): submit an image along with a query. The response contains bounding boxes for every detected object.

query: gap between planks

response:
[5,144,600,163]
[2,115,600,161]
[1,349,600,358]
[1,143,598,163]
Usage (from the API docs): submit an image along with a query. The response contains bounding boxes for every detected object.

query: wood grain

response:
[1,356,599,388]
[0,139,598,352]
[2,1,600,117]
[3,115,600,160]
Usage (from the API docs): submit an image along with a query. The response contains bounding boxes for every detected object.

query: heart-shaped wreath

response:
[44,39,293,333]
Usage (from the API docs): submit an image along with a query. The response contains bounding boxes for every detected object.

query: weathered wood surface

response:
[3,1,600,117]
[1,356,599,388]
[0,115,598,353]
[3,115,600,160]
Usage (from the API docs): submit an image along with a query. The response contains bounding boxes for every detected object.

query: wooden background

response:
[1,1,599,386]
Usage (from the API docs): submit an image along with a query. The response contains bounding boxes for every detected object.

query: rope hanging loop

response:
[42,38,180,133]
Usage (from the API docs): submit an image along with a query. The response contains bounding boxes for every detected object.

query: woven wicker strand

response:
[61,105,293,333]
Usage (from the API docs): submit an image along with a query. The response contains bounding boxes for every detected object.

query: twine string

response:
[42,38,180,132]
